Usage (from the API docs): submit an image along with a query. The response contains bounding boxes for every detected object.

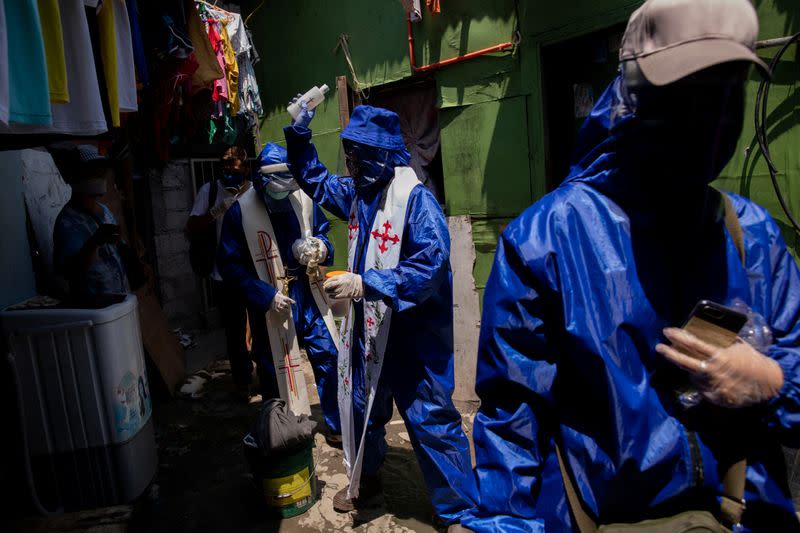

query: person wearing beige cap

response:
[461,0,800,531]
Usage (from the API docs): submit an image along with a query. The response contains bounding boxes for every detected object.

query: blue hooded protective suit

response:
[283,105,477,523]
[217,143,340,434]
[462,77,800,532]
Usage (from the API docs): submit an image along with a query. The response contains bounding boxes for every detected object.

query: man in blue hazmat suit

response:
[283,103,476,525]
[217,143,341,440]
[462,0,800,531]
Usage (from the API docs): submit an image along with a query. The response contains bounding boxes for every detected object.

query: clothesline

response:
[196,0,233,22]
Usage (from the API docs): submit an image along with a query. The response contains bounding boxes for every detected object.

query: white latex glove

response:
[323,272,363,299]
[292,237,328,266]
[270,292,296,316]
[210,196,237,219]
[656,327,784,408]
[289,94,315,128]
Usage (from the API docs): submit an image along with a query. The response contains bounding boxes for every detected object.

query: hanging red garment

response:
[427,0,441,14]
[207,23,228,104]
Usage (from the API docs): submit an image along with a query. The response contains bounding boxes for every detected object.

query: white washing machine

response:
[1,294,157,511]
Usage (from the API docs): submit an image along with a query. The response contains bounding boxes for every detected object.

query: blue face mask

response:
[221,171,245,187]
[344,142,396,190]
[254,170,295,201]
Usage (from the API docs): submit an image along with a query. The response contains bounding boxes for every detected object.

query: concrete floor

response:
[132,329,478,532]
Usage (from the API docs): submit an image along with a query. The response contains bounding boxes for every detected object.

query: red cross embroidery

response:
[278,341,301,393]
[348,213,359,241]
[371,221,400,254]
[366,317,375,328]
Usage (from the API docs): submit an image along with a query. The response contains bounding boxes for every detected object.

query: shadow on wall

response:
[438,95,531,218]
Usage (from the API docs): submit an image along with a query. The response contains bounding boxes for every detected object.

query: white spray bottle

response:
[287,84,330,120]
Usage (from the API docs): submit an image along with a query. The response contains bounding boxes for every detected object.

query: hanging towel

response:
[37,0,69,103]
[4,0,51,125]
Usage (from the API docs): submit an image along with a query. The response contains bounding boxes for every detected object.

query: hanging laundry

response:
[50,0,108,134]
[154,1,193,61]
[226,11,262,116]
[84,1,114,131]
[126,0,148,87]
[112,0,138,112]
[4,0,51,125]
[0,0,8,124]
[37,0,69,103]
[153,54,198,160]
[206,21,228,117]
[427,0,441,14]
[186,0,223,91]
[0,0,108,135]
[96,0,120,126]
[219,23,239,115]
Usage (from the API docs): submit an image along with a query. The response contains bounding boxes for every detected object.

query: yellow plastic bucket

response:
[245,437,317,518]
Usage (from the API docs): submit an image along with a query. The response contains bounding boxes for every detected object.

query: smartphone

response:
[102,223,121,236]
[682,300,748,349]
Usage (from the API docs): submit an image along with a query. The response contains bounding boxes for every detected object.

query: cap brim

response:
[636,39,771,86]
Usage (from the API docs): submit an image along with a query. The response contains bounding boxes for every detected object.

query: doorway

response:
[541,24,626,190]
[360,77,446,207]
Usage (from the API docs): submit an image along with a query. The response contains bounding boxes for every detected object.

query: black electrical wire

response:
[753,32,800,234]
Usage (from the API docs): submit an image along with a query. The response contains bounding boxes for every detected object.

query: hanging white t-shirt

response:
[225,13,250,56]
[189,180,238,282]
[114,0,137,112]
[0,0,107,135]
[0,0,9,124]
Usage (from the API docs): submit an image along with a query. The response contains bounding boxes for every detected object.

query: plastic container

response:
[287,84,330,119]
[1,295,157,511]
[243,435,317,518]
[324,271,351,317]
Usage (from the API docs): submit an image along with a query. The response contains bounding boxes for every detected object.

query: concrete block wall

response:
[149,161,206,329]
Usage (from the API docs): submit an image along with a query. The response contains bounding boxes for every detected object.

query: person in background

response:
[283,103,476,528]
[186,146,253,401]
[462,0,800,531]
[52,144,129,301]
[216,143,341,443]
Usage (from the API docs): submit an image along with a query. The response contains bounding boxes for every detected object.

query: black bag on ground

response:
[189,180,218,278]
[250,398,317,455]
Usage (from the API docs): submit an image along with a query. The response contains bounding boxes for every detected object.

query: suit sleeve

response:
[461,227,555,532]
[761,217,800,445]
[313,203,334,267]
[216,202,278,312]
[284,125,355,220]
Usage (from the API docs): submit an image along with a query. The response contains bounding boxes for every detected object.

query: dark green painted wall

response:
[244,0,800,290]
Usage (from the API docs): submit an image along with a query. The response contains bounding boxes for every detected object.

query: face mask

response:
[625,73,745,185]
[71,178,107,195]
[221,171,245,187]
[265,189,290,200]
[344,142,395,190]
[265,171,299,193]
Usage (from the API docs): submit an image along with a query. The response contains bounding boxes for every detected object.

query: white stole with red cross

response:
[287,192,341,349]
[239,186,313,416]
[338,167,421,499]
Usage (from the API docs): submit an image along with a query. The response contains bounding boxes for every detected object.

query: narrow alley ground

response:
[130,329,478,532]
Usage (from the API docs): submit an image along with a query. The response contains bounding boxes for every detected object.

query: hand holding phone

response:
[656,301,783,408]
[682,300,747,350]
[94,223,121,245]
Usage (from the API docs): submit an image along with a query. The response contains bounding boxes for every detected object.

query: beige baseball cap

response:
[620,0,770,86]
